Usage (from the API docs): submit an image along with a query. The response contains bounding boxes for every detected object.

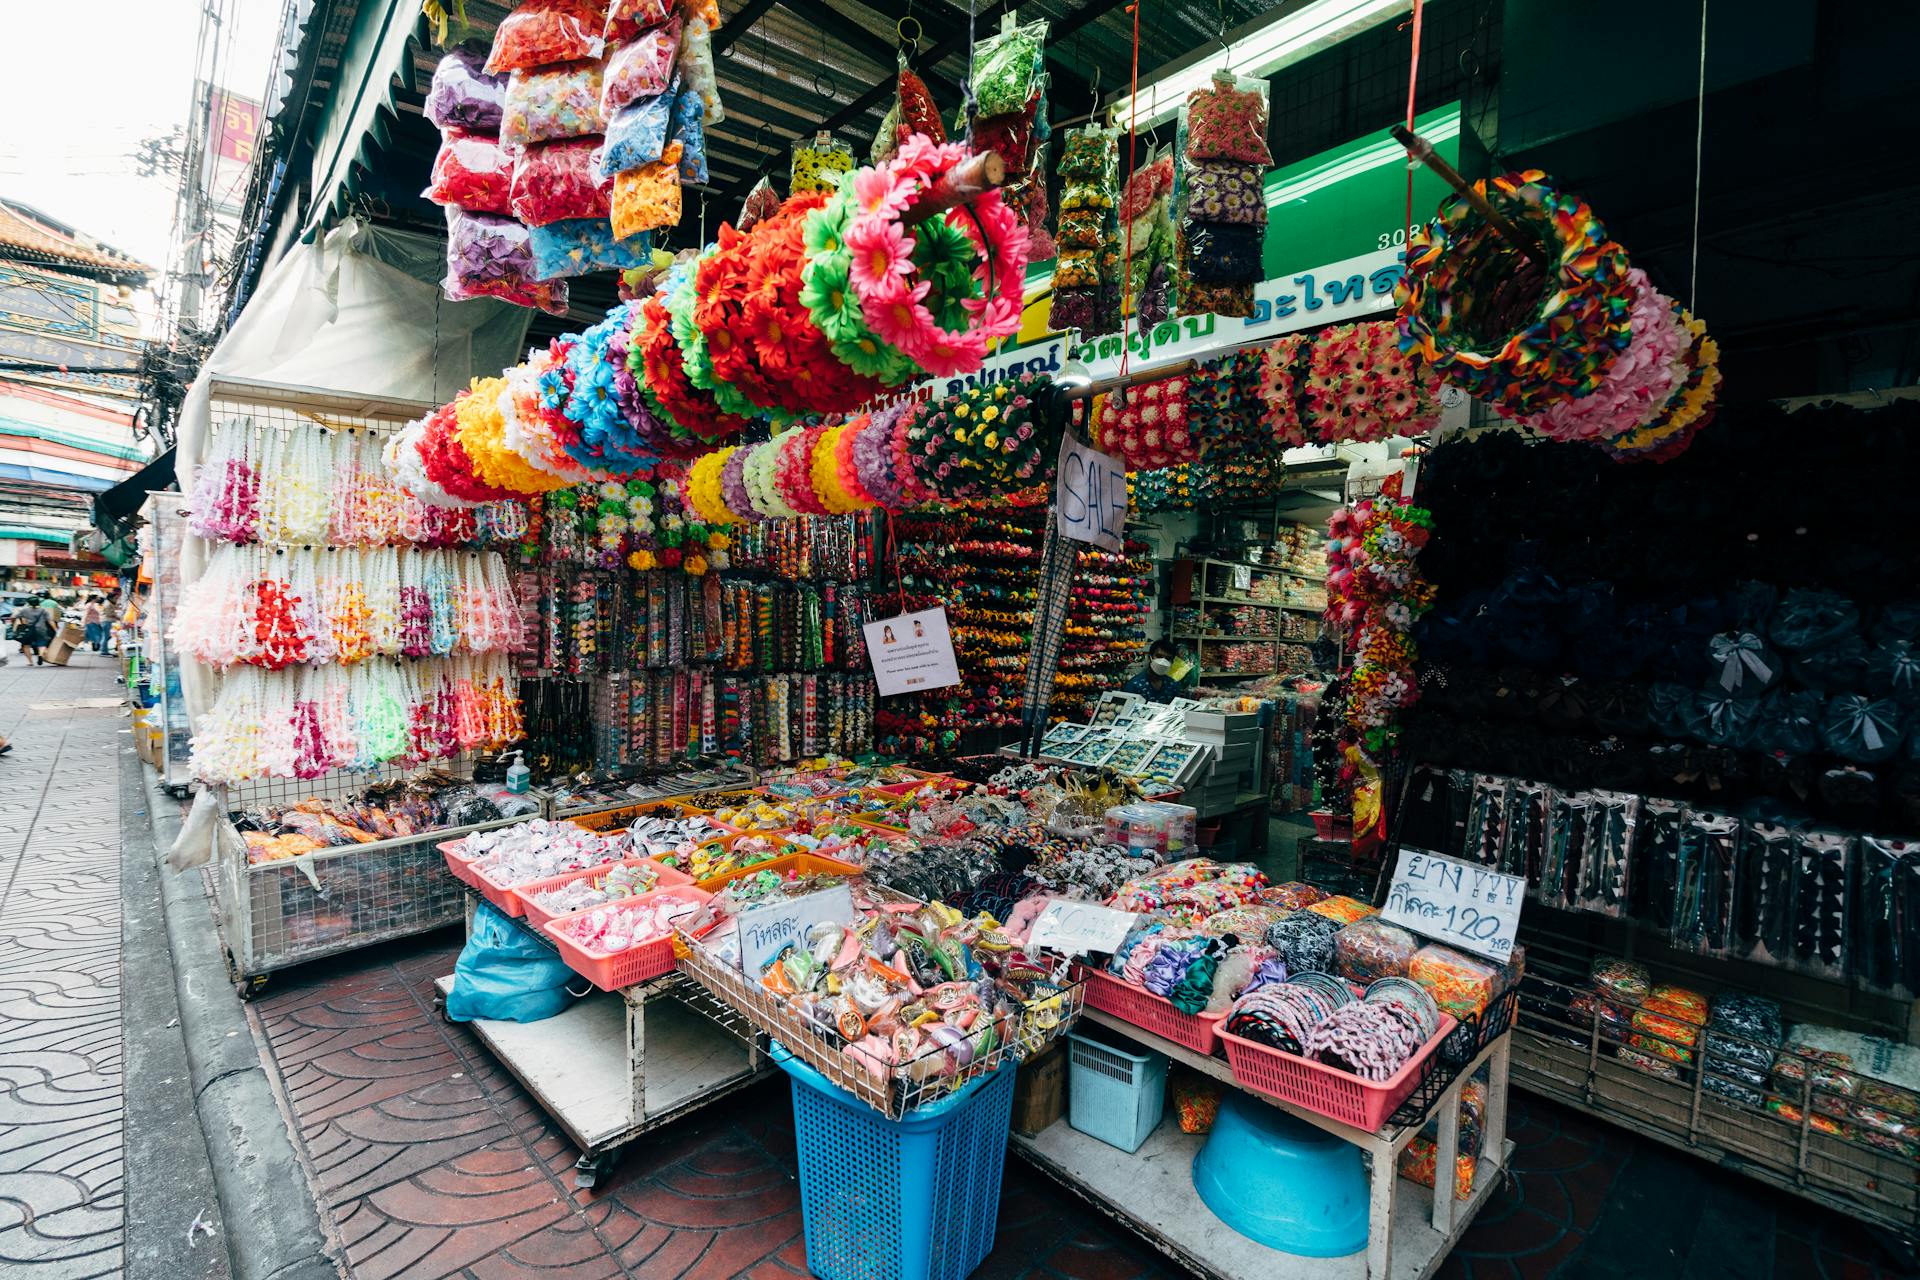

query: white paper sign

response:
[863,608,961,697]
[1055,434,1128,552]
[1380,846,1524,961]
[736,883,856,973]
[1029,900,1139,957]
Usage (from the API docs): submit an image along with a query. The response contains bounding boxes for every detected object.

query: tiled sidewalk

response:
[251,931,1904,1280]
[0,652,132,1279]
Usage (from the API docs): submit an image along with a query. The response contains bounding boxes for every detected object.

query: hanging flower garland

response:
[1596,308,1722,464]
[684,446,741,525]
[1397,169,1633,418]
[454,375,571,494]
[1324,471,1435,759]
[899,371,1057,501]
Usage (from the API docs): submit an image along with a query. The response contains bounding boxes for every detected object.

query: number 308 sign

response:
[1380,847,1524,962]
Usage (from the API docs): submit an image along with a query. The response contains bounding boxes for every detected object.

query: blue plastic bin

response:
[1066,1029,1167,1152]
[774,1043,1016,1280]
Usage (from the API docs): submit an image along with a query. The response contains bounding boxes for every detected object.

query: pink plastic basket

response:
[1217,1012,1457,1132]
[542,885,714,991]
[515,856,694,930]
[470,849,630,919]
[1078,965,1223,1055]
[439,839,484,888]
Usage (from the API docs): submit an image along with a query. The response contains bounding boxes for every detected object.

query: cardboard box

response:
[42,621,85,666]
[1012,1042,1067,1136]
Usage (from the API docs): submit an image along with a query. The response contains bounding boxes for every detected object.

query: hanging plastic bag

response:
[1185,159,1269,225]
[528,218,654,279]
[1182,221,1262,283]
[677,17,725,125]
[611,141,684,238]
[737,175,780,232]
[1182,72,1272,165]
[970,17,1047,117]
[486,0,606,73]
[445,901,583,1022]
[426,43,507,132]
[597,85,675,176]
[511,136,611,225]
[602,17,682,117]
[790,133,854,196]
[603,0,673,43]
[422,129,514,215]
[501,60,605,148]
[443,208,570,313]
[670,80,707,184]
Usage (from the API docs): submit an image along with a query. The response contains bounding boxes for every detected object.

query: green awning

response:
[302,0,423,238]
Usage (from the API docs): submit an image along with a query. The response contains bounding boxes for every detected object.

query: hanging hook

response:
[896,14,922,61]
[1087,64,1101,117]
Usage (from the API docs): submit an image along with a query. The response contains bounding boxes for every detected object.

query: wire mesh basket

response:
[673,921,1084,1120]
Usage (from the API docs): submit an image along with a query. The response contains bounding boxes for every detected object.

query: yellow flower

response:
[953,429,968,443]
[954,405,970,418]
[685,555,709,576]
[708,532,731,550]
[981,405,1000,422]
[985,433,999,449]
[629,550,657,570]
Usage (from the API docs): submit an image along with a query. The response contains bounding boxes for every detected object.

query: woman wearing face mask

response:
[1122,639,1184,704]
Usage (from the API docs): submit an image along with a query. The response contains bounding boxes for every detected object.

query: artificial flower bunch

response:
[1591,301,1723,464]
[898,372,1058,501]
[1262,322,1444,447]
[1324,471,1436,756]
[1094,375,1195,471]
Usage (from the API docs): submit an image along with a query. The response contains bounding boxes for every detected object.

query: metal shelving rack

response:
[1014,1011,1514,1280]
[1178,557,1325,679]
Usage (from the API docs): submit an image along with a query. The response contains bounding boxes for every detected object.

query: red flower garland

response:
[639,296,753,444]
[419,401,516,503]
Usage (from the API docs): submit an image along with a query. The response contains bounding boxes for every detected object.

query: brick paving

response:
[252,932,1905,1280]
[0,651,131,1279]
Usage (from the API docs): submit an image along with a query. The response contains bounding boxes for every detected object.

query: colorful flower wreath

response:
[454,374,570,494]
[419,400,517,504]
[1397,169,1633,418]
[1595,306,1721,464]
[1094,376,1194,471]
[802,134,1026,379]
[901,372,1056,501]
[685,446,742,524]
[1324,471,1434,757]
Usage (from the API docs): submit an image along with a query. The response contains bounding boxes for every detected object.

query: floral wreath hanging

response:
[684,446,742,525]
[1595,306,1721,464]
[454,374,571,494]
[800,134,1026,380]
[1325,470,1435,758]
[1397,169,1633,418]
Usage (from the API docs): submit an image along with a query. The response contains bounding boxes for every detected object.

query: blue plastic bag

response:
[528,218,654,280]
[671,82,707,184]
[598,80,676,178]
[445,901,582,1022]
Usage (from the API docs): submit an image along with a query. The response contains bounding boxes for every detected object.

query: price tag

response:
[1029,900,1138,956]
[736,883,856,972]
[1380,847,1524,961]
[1055,433,1127,552]
[863,607,961,697]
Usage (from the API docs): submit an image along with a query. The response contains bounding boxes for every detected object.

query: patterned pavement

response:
[0,651,130,1279]
[250,931,1909,1280]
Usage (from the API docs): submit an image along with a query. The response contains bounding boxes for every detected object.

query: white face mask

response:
[1149,657,1173,676]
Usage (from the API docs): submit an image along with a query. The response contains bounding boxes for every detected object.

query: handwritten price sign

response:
[1055,434,1127,552]
[1380,847,1524,961]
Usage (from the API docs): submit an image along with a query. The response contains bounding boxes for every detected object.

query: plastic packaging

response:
[737,175,780,232]
[501,60,606,148]
[677,17,725,125]
[1822,693,1907,763]
[1589,955,1651,1005]
[610,141,683,238]
[670,81,707,183]
[528,218,653,280]
[1408,944,1500,1019]
[603,0,673,43]
[970,17,1047,117]
[1853,836,1920,995]
[423,129,515,215]
[1182,72,1272,165]
[1334,918,1417,984]
[426,43,507,132]
[1735,821,1797,966]
[598,85,675,176]
[790,133,854,196]
[1791,830,1853,979]
[601,18,681,117]
[1463,774,1511,867]
[1182,221,1262,283]
[1184,159,1268,224]
[510,137,611,226]
[1671,809,1739,955]
[444,901,579,1022]
[486,0,606,74]
[443,208,570,313]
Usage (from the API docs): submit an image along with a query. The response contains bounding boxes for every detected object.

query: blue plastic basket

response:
[774,1043,1016,1280]
[1067,1029,1167,1153]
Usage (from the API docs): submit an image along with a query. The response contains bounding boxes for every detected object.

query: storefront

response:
[146,0,1920,1276]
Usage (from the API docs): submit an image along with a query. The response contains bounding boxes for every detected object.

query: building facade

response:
[0,200,154,589]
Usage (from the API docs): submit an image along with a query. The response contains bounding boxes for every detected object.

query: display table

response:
[436,894,773,1186]
[1013,1008,1512,1280]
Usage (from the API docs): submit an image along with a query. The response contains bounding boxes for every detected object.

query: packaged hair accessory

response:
[1463,773,1511,867]
[1575,789,1638,916]
[1541,790,1589,909]
[1791,829,1853,980]
[1672,809,1739,956]
[1852,837,1918,997]
[1631,797,1685,929]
